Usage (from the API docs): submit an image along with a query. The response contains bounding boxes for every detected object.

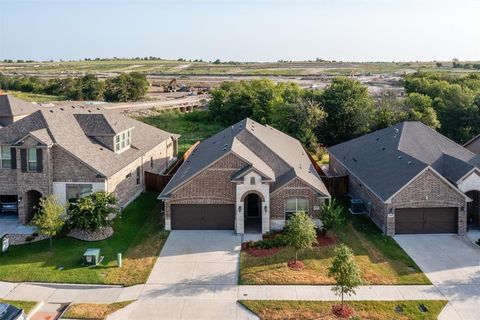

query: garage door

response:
[171,204,234,230]
[395,207,457,234]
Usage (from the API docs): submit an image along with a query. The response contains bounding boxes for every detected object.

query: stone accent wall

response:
[270,178,326,223]
[330,155,388,233]
[165,152,247,230]
[389,169,468,235]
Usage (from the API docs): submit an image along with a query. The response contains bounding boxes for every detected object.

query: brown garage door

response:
[395,207,457,234]
[171,204,235,230]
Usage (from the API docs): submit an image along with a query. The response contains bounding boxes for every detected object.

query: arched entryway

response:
[24,190,42,223]
[244,193,262,233]
[466,190,480,228]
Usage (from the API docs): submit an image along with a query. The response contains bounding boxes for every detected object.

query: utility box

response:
[83,248,101,265]
[350,199,365,214]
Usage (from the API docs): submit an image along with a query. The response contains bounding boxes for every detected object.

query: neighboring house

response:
[329,121,480,236]
[159,118,330,234]
[0,94,40,127]
[0,99,179,224]
[464,134,480,155]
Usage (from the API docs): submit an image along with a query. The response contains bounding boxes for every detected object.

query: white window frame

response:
[66,184,93,203]
[27,148,37,172]
[114,129,132,153]
[285,197,310,220]
[0,146,12,169]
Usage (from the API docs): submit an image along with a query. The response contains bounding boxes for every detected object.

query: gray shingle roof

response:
[160,118,330,198]
[0,105,175,177]
[328,121,480,201]
[0,94,40,117]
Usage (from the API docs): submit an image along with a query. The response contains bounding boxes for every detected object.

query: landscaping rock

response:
[287,260,305,270]
[68,227,114,241]
[8,233,48,245]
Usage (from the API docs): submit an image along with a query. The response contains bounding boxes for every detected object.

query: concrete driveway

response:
[114,231,257,320]
[395,235,480,320]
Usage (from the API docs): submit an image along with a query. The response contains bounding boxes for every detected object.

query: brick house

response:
[328,121,480,236]
[0,96,179,224]
[159,118,330,234]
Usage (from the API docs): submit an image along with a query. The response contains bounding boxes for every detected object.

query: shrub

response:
[68,192,119,231]
[254,234,288,249]
[321,199,345,234]
[285,211,317,262]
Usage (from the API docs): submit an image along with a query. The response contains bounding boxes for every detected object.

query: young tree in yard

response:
[285,211,317,263]
[328,244,362,308]
[32,195,65,250]
[321,199,345,235]
[69,192,118,231]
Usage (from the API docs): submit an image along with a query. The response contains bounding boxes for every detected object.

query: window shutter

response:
[36,148,43,173]
[20,149,27,172]
[10,148,16,169]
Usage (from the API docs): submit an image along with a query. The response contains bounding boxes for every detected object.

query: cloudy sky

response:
[1,0,479,62]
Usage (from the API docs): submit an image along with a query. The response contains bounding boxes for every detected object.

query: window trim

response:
[285,197,310,220]
[27,148,37,172]
[0,146,12,169]
[114,128,132,153]
[66,183,93,203]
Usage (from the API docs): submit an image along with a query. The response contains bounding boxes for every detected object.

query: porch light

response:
[238,206,242,212]
[264,206,268,212]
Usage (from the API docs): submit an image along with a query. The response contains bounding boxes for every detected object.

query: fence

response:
[320,175,349,197]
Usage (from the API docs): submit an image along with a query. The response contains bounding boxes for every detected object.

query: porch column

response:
[236,203,244,234]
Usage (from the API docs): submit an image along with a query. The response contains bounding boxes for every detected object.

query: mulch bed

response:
[331,304,354,318]
[8,233,48,245]
[287,260,305,270]
[315,233,337,247]
[242,243,280,257]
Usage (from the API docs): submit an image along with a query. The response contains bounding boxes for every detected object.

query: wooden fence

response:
[320,175,349,197]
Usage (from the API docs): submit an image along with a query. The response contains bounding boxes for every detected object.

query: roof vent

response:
[60,107,64,111]
[352,158,357,162]
[398,156,402,159]
[88,110,92,113]
[96,108,100,110]
[382,147,386,151]
[49,110,54,113]
[394,128,399,133]
[375,137,380,141]
[71,105,75,108]
[408,161,413,165]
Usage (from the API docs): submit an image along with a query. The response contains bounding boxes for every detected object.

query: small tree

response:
[32,195,65,250]
[69,192,118,231]
[328,244,362,308]
[285,211,317,263]
[321,199,345,235]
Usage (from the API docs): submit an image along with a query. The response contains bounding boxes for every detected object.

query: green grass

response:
[240,200,430,285]
[63,301,133,320]
[3,90,64,102]
[240,300,447,320]
[0,193,168,286]
[0,299,38,314]
[137,110,225,157]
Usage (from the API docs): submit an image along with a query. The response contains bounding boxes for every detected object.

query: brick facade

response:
[330,155,468,235]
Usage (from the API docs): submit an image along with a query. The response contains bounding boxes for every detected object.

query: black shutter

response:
[20,149,27,172]
[10,148,16,169]
[36,148,43,173]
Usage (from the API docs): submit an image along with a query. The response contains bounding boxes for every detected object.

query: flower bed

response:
[315,233,337,247]
[68,227,114,241]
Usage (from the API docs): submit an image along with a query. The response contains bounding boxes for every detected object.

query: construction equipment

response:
[164,78,178,92]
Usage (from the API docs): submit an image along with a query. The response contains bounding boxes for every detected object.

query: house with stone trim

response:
[0,97,179,224]
[159,118,331,234]
[328,121,480,236]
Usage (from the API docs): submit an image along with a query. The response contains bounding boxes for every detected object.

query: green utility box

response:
[83,248,101,265]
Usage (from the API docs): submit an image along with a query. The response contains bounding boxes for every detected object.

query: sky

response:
[1,0,479,62]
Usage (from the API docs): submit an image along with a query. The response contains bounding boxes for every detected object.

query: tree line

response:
[0,72,149,102]
[208,73,480,151]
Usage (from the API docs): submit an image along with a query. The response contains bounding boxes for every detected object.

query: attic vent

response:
[382,147,386,151]
[398,156,402,159]
[60,107,64,111]
[49,110,54,113]
[71,105,75,108]
[375,137,380,141]
[352,158,357,162]
[96,108,100,110]
[408,161,413,165]
[394,128,399,133]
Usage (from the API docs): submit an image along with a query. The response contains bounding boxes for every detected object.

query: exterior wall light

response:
[238,206,242,212]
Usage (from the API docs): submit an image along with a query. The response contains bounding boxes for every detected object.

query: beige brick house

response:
[159,118,330,234]
[329,121,480,236]
[0,96,178,224]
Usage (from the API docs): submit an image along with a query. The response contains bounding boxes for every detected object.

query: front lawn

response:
[0,193,168,286]
[240,300,447,320]
[240,204,429,285]
[137,110,225,157]
[63,301,133,320]
[0,299,38,314]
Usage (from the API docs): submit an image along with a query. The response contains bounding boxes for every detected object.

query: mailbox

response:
[83,248,101,265]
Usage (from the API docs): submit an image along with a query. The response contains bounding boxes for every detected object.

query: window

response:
[136,167,141,185]
[250,177,256,185]
[0,147,11,169]
[66,184,93,203]
[114,129,132,153]
[285,197,309,220]
[27,148,37,172]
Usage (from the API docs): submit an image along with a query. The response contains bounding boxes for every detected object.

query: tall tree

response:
[285,212,317,263]
[318,77,374,145]
[403,93,440,129]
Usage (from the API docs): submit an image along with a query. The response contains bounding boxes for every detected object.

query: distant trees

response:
[0,72,149,102]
